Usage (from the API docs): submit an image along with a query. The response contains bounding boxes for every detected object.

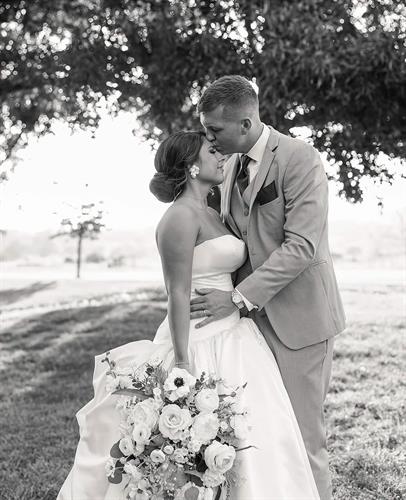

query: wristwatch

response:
[231,289,245,310]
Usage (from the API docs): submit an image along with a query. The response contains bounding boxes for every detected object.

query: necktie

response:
[237,154,251,195]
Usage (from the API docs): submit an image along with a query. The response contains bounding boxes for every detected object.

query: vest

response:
[230,178,257,284]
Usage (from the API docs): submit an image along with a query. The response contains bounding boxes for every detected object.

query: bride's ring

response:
[203,309,209,316]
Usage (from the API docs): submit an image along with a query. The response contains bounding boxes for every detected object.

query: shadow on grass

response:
[0,281,57,306]
[0,306,404,499]
[0,299,166,500]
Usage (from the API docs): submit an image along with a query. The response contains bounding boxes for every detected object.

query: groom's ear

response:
[240,118,252,135]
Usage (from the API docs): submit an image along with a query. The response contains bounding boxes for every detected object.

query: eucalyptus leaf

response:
[110,441,125,458]
[107,467,123,485]
[185,469,204,479]
[113,388,148,399]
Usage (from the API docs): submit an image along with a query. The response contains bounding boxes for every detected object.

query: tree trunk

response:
[76,233,83,279]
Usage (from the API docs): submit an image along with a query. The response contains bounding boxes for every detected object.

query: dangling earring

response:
[188,165,200,179]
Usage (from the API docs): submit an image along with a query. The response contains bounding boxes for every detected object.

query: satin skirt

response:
[57,311,320,500]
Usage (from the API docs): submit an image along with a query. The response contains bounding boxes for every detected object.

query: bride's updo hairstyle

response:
[150,131,205,203]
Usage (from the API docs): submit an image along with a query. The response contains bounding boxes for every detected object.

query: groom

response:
[190,75,346,499]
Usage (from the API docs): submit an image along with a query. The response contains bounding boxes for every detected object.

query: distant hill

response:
[0,228,159,265]
[1,216,404,268]
[328,217,405,267]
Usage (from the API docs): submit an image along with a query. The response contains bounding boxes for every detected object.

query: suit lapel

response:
[248,126,280,213]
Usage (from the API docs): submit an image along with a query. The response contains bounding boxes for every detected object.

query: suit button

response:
[242,230,247,236]
[244,208,249,216]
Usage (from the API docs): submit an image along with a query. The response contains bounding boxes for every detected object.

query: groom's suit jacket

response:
[221,126,346,349]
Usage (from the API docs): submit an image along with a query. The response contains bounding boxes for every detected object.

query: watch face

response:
[232,292,243,305]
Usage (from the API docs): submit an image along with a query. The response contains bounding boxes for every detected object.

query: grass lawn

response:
[0,284,405,499]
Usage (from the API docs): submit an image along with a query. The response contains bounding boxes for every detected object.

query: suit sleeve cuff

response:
[235,288,257,311]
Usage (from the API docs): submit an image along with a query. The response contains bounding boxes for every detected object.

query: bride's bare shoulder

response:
[155,203,200,249]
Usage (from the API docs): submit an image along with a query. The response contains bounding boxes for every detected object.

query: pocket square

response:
[257,180,278,205]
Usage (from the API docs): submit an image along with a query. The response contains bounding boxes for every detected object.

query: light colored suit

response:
[221,125,346,499]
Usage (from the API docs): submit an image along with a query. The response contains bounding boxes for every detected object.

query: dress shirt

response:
[238,123,271,183]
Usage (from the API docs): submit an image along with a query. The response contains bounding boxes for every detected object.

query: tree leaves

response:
[1,0,404,201]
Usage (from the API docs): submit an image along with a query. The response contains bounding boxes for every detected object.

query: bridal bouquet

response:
[102,352,252,500]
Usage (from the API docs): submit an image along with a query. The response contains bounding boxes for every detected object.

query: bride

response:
[57,131,320,500]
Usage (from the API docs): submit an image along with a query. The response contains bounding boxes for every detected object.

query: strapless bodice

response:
[191,234,247,295]
[154,234,247,345]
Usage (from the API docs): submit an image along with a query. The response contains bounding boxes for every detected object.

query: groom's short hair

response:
[197,75,258,114]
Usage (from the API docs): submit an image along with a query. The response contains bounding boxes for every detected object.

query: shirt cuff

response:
[235,288,257,311]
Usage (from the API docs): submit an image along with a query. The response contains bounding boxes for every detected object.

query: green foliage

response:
[1,0,405,201]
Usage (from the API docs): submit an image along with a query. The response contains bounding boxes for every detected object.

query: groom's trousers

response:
[251,309,334,500]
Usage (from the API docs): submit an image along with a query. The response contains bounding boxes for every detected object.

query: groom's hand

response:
[190,288,237,328]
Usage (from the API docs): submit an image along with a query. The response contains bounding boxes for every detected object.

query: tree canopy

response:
[1,0,405,201]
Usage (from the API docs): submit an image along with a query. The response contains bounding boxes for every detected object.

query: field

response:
[0,272,405,500]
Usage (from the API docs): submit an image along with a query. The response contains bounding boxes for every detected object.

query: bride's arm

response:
[157,206,199,368]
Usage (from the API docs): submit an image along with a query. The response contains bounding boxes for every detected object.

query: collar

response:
[241,123,270,163]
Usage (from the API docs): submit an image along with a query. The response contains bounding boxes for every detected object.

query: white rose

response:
[132,422,151,445]
[195,388,220,413]
[159,404,192,441]
[119,436,135,456]
[202,469,225,488]
[150,449,166,463]
[163,444,174,455]
[128,398,159,429]
[191,413,219,444]
[164,368,196,401]
[230,414,249,440]
[173,447,188,464]
[204,441,236,474]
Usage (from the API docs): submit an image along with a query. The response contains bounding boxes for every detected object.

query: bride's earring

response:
[188,165,200,179]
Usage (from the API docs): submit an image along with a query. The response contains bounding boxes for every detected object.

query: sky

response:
[1,111,405,233]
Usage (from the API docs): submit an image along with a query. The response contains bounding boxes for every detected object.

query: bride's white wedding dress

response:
[58,234,320,500]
